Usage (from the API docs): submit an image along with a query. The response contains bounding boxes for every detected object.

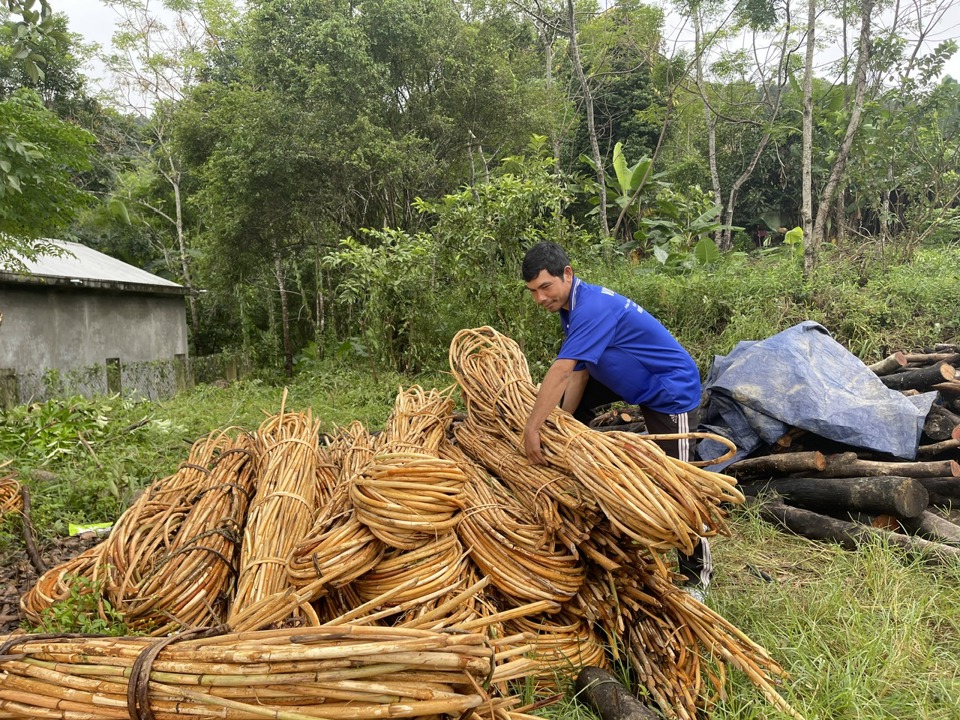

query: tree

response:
[100,0,239,349]
[0,88,95,270]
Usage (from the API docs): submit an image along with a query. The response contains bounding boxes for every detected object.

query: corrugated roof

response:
[14,239,183,288]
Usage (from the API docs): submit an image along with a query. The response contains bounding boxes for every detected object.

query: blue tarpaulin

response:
[697,321,937,469]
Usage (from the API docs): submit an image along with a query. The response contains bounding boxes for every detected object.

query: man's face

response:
[525,266,573,313]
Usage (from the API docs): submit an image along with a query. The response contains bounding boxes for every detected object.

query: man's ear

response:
[563,266,573,282]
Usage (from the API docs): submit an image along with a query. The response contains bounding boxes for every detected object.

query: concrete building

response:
[0,240,191,406]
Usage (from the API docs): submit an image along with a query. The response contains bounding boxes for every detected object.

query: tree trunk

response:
[880,361,954,391]
[170,170,200,353]
[740,476,929,518]
[567,0,608,239]
[913,477,960,506]
[917,439,960,458]
[693,11,721,217]
[801,0,816,276]
[811,0,875,249]
[274,254,293,378]
[867,351,907,375]
[923,404,960,442]
[899,510,960,544]
[814,457,959,479]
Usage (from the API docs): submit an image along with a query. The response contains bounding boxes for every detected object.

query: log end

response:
[574,667,659,720]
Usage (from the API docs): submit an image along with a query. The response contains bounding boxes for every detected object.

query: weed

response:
[28,573,132,636]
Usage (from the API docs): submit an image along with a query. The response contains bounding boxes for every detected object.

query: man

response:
[521,241,711,598]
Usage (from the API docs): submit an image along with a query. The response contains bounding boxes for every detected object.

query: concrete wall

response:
[0,285,188,403]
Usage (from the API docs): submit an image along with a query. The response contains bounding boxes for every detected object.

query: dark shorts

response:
[571,375,700,461]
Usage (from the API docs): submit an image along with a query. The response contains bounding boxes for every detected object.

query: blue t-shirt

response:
[557,277,701,414]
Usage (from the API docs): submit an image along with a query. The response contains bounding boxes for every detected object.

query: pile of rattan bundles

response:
[7,326,805,720]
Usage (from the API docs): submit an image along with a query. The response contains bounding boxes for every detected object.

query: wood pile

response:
[719,344,960,560]
[1,327,806,720]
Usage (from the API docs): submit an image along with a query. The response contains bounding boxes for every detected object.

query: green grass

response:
[705,506,960,719]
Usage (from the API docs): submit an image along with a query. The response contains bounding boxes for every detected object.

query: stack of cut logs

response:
[0,328,805,720]
[595,344,960,562]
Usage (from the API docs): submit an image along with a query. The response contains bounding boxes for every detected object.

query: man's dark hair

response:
[521,241,570,281]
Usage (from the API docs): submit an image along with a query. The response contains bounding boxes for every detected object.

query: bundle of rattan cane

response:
[447,440,585,605]
[504,609,609,687]
[0,625,505,720]
[287,485,385,590]
[20,432,236,627]
[0,474,21,517]
[571,541,803,720]
[453,419,598,552]
[288,422,383,590]
[350,387,467,550]
[327,421,376,487]
[352,452,467,548]
[116,431,260,634]
[102,431,234,600]
[228,407,322,626]
[449,326,742,554]
[354,532,470,606]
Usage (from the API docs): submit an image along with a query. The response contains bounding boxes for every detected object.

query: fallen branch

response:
[20,485,46,575]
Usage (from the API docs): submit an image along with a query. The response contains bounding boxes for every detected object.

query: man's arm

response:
[560,368,589,415]
[524,358,578,465]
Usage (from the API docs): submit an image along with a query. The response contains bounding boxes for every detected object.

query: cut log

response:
[916,438,960,459]
[590,408,643,428]
[815,457,959,479]
[934,343,960,354]
[727,451,826,478]
[932,381,960,396]
[899,511,960,544]
[750,496,960,566]
[574,667,659,720]
[821,451,860,470]
[923,404,960,442]
[867,351,906,376]
[913,477,960,506]
[774,427,807,448]
[739,476,929,518]
[879,361,954,391]
[903,352,960,366]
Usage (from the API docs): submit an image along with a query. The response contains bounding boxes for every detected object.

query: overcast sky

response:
[63,0,960,96]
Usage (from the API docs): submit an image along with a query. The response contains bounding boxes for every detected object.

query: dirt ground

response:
[0,532,104,635]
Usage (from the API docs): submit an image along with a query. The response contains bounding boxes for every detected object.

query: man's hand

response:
[524,427,547,465]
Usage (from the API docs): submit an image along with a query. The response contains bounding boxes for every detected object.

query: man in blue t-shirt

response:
[521,241,711,598]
